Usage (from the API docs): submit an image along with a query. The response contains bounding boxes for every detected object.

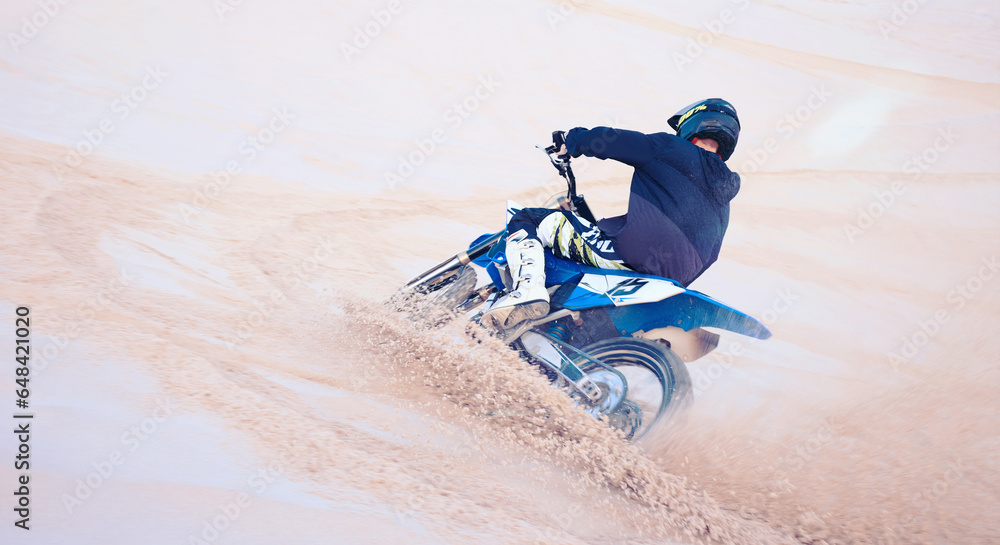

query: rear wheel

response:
[577,338,691,440]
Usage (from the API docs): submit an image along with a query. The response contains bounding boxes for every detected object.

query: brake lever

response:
[536,143,563,158]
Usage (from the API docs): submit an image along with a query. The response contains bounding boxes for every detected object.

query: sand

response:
[1,1,997,544]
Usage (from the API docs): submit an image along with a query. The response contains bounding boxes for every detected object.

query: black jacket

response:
[566,126,741,286]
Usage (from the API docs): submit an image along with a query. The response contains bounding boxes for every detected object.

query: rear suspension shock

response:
[546,321,569,342]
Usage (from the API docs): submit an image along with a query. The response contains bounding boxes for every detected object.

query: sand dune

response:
[1,1,998,544]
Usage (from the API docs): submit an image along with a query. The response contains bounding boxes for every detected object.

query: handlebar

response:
[539,131,597,225]
[541,131,578,201]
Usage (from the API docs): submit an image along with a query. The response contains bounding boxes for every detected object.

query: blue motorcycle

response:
[397,135,770,440]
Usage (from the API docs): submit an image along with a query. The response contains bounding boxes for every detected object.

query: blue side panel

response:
[562,288,614,308]
[470,233,499,268]
[605,291,772,340]
[469,232,509,289]
[486,260,506,290]
[543,255,686,287]
[543,251,584,287]
[574,262,684,286]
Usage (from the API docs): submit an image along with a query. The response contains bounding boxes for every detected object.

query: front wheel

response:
[393,265,480,326]
[577,338,691,440]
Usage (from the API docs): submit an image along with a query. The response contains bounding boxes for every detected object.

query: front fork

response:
[518,330,628,411]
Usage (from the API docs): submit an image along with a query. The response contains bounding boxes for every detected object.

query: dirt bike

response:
[395,133,771,440]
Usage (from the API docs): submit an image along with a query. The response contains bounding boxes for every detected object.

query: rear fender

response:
[632,326,720,363]
[606,292,772,340]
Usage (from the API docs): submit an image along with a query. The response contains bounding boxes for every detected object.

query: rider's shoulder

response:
[645,131,684,147]
[644,132,698,157]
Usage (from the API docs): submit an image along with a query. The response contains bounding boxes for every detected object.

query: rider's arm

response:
[564,127,656,168]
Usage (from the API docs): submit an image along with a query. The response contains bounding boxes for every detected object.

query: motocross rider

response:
[484,98,742,331]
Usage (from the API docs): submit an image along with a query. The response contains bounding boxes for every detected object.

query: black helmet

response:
[667,98,740,161]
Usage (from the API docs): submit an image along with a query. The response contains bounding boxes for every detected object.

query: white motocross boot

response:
[483,231,550,332]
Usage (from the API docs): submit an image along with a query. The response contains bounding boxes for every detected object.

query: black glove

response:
[549,131,569,160]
